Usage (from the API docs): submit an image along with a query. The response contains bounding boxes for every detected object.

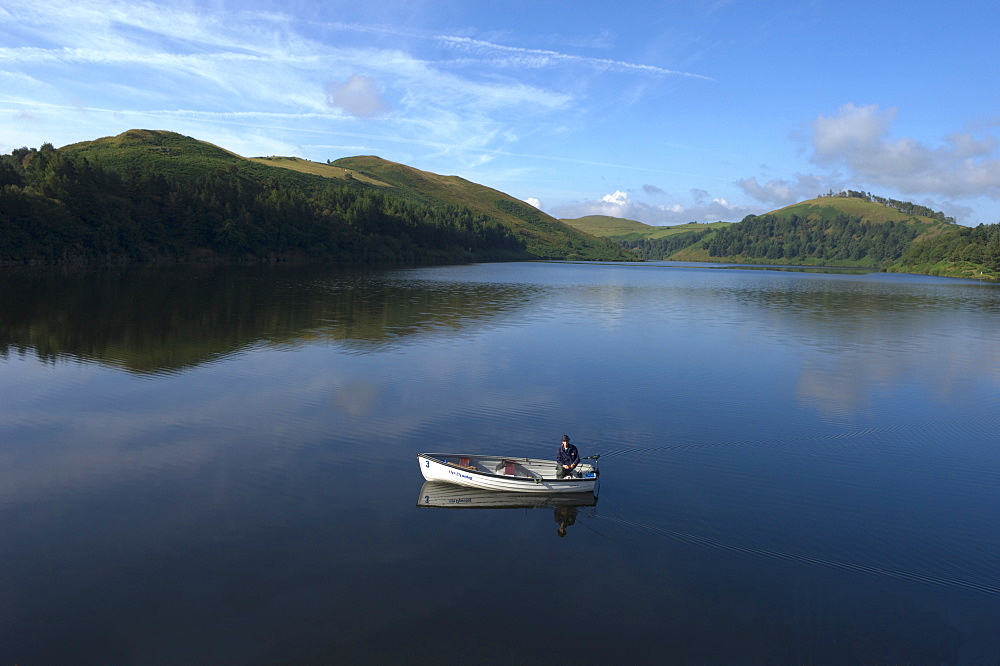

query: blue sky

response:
[2,0,999,225]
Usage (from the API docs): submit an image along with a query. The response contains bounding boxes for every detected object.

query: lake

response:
[2,261,999,664]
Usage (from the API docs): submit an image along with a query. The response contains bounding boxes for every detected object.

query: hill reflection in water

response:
[0,264,543,374]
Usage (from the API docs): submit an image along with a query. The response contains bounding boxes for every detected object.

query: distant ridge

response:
[561,216,730,241]
[560,215,657,238]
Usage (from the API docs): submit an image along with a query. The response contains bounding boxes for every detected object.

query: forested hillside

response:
[0,142,525,265]
[618,229,714,260]
[1,130,632,266]
[889,222,1000,278]
[699,212,920,264]
[670,197,954,267]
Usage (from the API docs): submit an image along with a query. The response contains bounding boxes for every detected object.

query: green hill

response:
[770,196,952,228]
[64,131,631,261]
[2,132,529,264]
[62,129,307,188]
[566,196,958,268]
[669,196,954,267]
[560,196,999,279]
[1,130,632,265]
[560,215,656,239]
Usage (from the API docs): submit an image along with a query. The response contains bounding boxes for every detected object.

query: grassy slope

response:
[248,156,391,186]
[561,215,655,238]
[332,156,632,260]
[772,197,949,231]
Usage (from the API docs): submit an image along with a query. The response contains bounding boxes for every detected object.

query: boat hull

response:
[417,453,598,494]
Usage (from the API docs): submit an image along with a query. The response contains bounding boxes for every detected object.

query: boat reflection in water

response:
[416,481,597,538]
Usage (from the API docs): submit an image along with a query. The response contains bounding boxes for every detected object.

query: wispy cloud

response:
[1,0,715,171]
[0,47,282,72]
[435,35,714,80]
[0,4,566,152]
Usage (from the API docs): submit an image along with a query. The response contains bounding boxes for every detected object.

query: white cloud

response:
[525,197,542,209]
[602,190,630,206]
[812,103,894,160]
[946,132,998,159]
[737,173,826,206]
[810,103,1000,200]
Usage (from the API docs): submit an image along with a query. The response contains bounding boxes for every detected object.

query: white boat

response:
[417,452,599,494]
[417,481,598,509]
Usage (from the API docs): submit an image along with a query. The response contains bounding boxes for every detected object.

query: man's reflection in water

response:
[554,506,577,537]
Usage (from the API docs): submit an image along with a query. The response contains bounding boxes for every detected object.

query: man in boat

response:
[556,435,580,478]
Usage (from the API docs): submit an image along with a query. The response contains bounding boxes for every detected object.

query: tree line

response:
[617,229,711,260]
[702,213,919,264]
[896,222,1000,272]
[0,143,526,265]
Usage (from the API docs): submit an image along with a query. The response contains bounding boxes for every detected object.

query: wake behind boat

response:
[417,453,599,494]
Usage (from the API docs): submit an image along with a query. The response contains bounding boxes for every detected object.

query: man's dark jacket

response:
[556,443,580,468]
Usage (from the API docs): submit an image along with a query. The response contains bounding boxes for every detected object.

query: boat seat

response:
[503,460,516,476]
[459,457,470,467]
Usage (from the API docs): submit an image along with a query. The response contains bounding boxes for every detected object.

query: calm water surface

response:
[2,262,999,664]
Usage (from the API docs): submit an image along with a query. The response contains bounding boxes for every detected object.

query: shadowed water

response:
[2,262,998,664]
